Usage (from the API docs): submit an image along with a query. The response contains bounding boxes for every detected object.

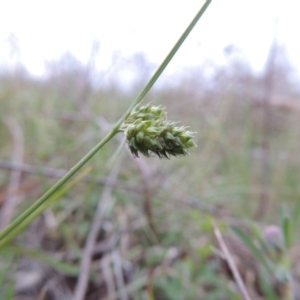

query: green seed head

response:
[122,104,197,159]
[124,103,166,125]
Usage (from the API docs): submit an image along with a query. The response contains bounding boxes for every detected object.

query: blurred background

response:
[1,0,300,299]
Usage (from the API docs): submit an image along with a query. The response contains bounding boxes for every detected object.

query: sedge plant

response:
[0,0,212,248]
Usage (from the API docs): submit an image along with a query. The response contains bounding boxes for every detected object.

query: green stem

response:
[117,0,212,121]
[0,167,91,248]
[0,0,212,246]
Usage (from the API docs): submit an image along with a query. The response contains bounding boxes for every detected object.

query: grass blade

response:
[231,226,272,273]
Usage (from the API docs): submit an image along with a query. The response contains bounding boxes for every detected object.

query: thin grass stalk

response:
[0,0,212,247]
[0,167,92,248]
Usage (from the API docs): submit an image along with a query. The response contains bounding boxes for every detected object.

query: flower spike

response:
[121,104,196,159]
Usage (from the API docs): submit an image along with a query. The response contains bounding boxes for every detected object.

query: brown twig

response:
[101,254,116,297]
[213,221,252,300]
[73,164,120,300]
[111,250,128,300]
[102,274,147,300]
[132,157,159,242]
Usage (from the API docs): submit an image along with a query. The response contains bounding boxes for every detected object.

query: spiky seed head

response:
[122,104,197,159]
[123,103,166,126]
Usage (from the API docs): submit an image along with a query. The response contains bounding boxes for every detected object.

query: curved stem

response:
[0,0,212,247]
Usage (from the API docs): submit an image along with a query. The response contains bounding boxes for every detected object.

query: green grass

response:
[1,38,300,300]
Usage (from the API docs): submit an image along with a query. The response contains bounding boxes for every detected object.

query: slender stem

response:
[113,0,212,127]
[0,0,212,246]
[0,167,92,248]
[0,131,114,245]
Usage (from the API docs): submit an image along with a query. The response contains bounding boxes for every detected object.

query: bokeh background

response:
[1,1,300,299]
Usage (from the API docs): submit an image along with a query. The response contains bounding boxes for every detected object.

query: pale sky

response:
[0,0,299,79]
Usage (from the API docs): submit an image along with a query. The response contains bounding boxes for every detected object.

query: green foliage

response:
[232,203,300,299]
[153,258,232,300]
[232,226,273,273]
[0,255,15,300]
[1,1,300,298]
